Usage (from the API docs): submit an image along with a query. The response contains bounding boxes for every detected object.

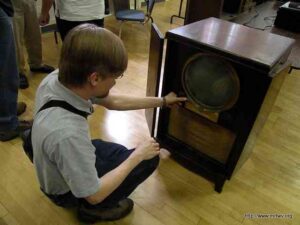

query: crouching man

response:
[31,24,186,223]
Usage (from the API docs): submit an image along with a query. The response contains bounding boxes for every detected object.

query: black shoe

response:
[78,198,134,223]
[30,64,55,73]
[0,120,32,142]
[20,128,34,162]
[0,130,19,141]
[19,73,29,89]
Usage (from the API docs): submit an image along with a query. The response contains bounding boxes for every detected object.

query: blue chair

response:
[112,0,156,37]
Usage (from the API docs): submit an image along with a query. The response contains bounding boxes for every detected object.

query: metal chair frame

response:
[113,0,155,37]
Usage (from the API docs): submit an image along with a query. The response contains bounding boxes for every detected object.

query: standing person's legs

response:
[91,18,104,28]
[23,0,54,74]
[104,0,110,14]
[11,0,26,75]
[0,8,19,140]
[23,0,42,69]
[55,17,82,41]
[11,0,29,89]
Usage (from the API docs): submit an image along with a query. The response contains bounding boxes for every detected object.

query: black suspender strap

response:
[22,100,88,163]
[38,100,88,119]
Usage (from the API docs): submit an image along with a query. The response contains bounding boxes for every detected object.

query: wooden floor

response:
[1,0,300,224]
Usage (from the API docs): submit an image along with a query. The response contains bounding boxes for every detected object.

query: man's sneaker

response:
[19,73,29,89]
[0,120,32,142]
[30,64,55,73]
[77,198,134,223]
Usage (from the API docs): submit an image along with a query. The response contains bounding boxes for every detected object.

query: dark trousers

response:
[55,17,104,41]
[0,8,19,131]
[46,139,159,208]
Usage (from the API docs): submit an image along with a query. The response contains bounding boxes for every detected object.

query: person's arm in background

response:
[93,92,187,110]
[39,0,54,26]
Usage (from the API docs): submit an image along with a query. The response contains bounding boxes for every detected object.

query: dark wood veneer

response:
[147,18,294,192]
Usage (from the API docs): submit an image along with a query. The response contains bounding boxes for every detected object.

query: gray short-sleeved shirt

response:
[32,70,100,198]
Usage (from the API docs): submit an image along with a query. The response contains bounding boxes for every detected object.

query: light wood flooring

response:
[1,0,300,224]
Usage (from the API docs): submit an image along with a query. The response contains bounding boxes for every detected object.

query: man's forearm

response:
[41,0,53,15]
[93,95,164,110]
[85,154,142,205]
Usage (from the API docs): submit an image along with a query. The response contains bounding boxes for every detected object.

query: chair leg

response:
[119,21,124,38]
[54,31,58,44]
[144,16,154,24]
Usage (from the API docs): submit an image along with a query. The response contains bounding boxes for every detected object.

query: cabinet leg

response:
[214,176,226,193]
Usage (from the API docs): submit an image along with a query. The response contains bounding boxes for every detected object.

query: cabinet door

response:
[145,23,164,136]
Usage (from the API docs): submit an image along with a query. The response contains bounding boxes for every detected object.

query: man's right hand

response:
[131,138,160,161]
[39,13,50,26]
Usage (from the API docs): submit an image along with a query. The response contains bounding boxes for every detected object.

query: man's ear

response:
[88,72,101,86]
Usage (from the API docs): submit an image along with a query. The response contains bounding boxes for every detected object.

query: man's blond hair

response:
[59,24,128,86]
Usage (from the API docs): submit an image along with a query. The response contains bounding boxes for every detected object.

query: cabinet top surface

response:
[167,18,295,69]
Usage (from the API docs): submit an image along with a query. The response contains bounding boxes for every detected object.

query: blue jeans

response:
[45,139,160,208]
[0,8,19,131]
